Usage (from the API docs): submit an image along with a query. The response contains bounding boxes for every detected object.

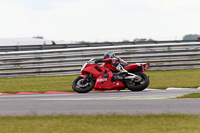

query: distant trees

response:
[33,36,44,39]
[78,34,200,44]
[183,34,200,40]
[133,38,154,42]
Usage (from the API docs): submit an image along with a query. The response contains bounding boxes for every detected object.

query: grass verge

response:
[0,69,199,93]
[0,114,199,133]
[177,93,200,98]
[145,69,200,89]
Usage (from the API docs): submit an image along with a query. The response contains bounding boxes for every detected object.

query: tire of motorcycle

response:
[125,72,149,91]
[72,76,95,93]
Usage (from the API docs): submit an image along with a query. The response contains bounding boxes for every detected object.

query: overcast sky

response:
[0,0,199,42]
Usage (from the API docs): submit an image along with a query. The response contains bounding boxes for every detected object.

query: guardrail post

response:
[17,43,20,51]
[87,43,91,47]
[65,44,68,48]
[41,44,45,50]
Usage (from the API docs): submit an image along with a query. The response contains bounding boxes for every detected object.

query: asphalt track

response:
[0,88,199,116]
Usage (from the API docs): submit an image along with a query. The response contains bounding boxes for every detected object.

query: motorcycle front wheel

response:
[72,76,95,93]
[125,72,149,91]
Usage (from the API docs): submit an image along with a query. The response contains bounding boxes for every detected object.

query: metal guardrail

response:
[0,40,200,52]
[0,42,200,77]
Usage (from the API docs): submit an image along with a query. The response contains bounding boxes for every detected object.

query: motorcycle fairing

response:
[94,70,125,90]
[137,63,150,72]
[124,63,150,72]
[81,64,105,78]
[124,64,139,71]
[81,64,125,90]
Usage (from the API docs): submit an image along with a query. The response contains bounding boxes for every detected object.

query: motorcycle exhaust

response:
[124,76,137,79]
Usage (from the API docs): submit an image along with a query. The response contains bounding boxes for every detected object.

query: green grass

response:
[0,114,199,133]
[145,69,200,89]
[0,75,77,93]
[0,69,199,93]
[177,93,200,98]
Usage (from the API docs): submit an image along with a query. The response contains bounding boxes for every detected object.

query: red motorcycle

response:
[72,58,150,93]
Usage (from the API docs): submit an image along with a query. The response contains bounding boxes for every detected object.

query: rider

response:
[95,52,128,72]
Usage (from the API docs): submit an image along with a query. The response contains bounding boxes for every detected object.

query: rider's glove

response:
[95,59,103,64]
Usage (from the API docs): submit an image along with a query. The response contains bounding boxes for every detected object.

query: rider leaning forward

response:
[95,52,128,73]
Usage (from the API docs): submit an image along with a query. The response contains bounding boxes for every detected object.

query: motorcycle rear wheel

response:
[72,76,94,93]
[125,72,149,91]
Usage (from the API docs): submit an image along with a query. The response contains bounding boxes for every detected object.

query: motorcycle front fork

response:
[82,73,90,83]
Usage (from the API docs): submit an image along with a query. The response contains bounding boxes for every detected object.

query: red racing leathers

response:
[100,57,128,72]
